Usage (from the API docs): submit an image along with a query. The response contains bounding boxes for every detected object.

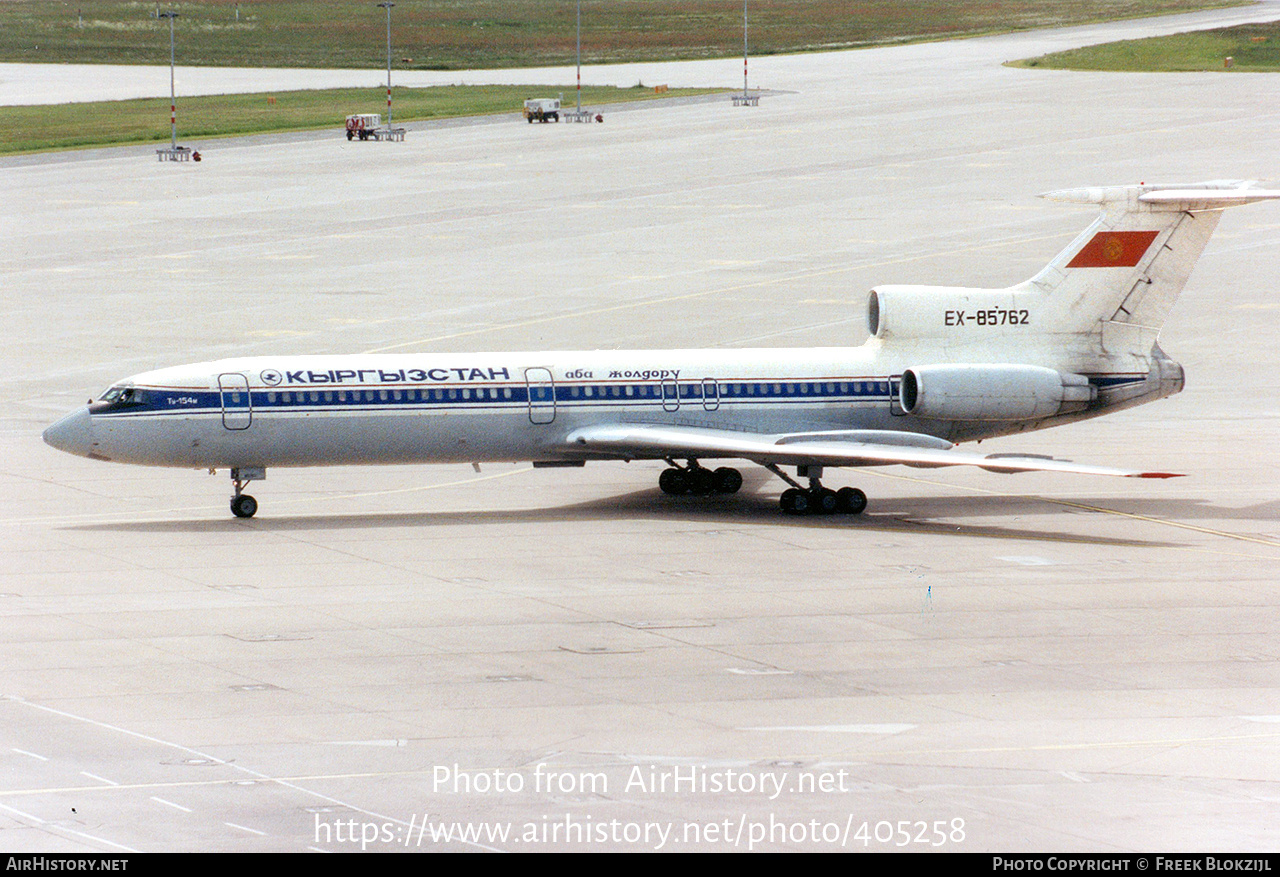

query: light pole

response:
[159,9,178,149]
[576,0,582,114]
[377,2,394,130]
[731,0,757,106]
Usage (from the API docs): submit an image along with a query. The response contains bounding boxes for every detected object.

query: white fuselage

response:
[59,345,1159,471]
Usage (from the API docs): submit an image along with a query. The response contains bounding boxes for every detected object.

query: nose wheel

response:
[227,467,265,518]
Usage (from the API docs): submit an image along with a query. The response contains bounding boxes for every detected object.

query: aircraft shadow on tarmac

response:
[65,486,1226,549]
[882,493,1280,522]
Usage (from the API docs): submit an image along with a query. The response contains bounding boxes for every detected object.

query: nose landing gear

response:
[228,467,265,518]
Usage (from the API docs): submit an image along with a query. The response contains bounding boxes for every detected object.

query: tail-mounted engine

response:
[899,364,1095,421]
[868,287,1032,341]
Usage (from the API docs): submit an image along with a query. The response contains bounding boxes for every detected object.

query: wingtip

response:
[1131,472,1185,479]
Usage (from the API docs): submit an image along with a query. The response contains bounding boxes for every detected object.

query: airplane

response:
[43,181,1280,519]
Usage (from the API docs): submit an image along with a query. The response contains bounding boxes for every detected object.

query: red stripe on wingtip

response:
[1132,472,1185,479]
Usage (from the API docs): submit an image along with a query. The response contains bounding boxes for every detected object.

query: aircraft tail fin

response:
[1026,181,1280,348]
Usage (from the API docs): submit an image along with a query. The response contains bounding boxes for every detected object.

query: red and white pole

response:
[379,3,395,129]
[163,10,178,148]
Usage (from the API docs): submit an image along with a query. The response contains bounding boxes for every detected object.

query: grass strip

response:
[1013,21,1280,71]
[0,0,1249,70]
[0,84,722,154]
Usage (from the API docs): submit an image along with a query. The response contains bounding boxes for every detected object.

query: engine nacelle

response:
[868,285,1031,340]
[900,364,1094,421]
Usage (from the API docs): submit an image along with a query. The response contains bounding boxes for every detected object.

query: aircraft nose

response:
[43,407,95,457]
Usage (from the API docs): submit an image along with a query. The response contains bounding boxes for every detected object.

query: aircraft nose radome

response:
[43,408,94,457]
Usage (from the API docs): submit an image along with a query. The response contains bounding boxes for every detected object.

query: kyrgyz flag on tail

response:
[1066,230,1159,268]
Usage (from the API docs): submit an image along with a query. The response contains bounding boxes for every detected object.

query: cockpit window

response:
[96,386,148,407]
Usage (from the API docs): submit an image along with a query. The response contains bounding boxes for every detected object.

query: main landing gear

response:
[656,460,867,517]
[658,460,744,496]
[769,464,866,517]
[228,466,265,518]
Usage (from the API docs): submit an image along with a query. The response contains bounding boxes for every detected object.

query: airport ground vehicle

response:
[345,114,381,140]
[344,114,404,141]
[524,98,561,123]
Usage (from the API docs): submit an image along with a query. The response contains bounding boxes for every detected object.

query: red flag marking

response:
[1066,230,1159,268]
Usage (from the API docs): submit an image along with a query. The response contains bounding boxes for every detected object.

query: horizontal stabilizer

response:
[1042,181,1280,209]
[1138,189,1280,208]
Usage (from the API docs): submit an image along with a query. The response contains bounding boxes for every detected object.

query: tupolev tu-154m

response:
[43,182,1280,518]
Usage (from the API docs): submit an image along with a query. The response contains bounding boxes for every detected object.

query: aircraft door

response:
[525,368,555,424]
[218,373,253,430]
[662,379,679,412]
[701,378,720,412]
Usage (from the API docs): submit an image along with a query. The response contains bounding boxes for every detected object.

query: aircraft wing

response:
[562,423,1182,479]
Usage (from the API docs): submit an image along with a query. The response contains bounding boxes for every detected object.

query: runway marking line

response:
[0,695,502,852]
[3,728,1279,799]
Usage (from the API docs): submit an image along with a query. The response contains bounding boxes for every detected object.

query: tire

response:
[837,487,867,515]
[659,468,688,495]
[688,468,717,496]
[712,467,743,494]
[781,488,809,515]
[814,488,839,515]
[231,494,258,518]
